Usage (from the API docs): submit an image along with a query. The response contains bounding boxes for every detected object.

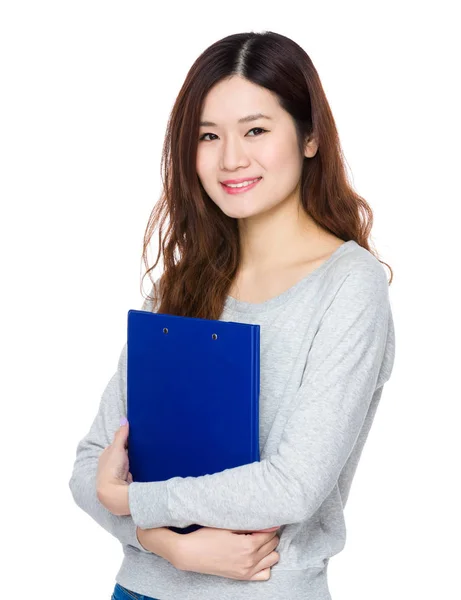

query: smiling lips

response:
[221,176,262,185]
[221,177,262,194]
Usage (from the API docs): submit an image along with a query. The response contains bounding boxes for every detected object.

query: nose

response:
[220,137,251,172]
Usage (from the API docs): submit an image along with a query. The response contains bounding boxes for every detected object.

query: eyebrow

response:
[199,113,273,127]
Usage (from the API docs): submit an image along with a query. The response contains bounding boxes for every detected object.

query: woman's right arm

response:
[69,342,154,553]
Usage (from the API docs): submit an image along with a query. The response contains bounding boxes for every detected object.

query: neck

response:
[237,193,323,273]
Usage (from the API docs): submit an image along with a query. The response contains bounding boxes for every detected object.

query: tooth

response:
[226,178,258,188]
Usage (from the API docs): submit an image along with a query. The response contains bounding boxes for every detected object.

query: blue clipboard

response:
[126,309,260,534]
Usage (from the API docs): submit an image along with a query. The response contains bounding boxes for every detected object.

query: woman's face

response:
[196,75,317,221]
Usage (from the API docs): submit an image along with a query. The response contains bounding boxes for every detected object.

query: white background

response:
[1,1,460,598]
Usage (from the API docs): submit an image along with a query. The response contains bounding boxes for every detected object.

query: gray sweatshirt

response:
[69,239,395,600]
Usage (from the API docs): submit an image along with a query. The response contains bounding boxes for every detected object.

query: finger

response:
[255,534,280,560]
[252,531,280,553]
[249,567,271,581]
[249,550,279,579]
[116,418,129,444]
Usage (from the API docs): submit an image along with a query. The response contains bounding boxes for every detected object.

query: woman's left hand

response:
[96,418,132,516]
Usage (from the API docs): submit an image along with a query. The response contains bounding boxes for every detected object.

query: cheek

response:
[196,155,204,179]
[269,139,296,166]
[196,158,215,196]
[256,141,293,175]
[268,143,303,182]
[196,153,212,184]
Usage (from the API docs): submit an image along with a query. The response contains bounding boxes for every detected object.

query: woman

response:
[69,30,395,600]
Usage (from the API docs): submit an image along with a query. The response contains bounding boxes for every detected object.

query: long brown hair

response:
[141,31,393,319]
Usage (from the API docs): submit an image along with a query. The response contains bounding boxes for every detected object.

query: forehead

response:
[200,76,280,124]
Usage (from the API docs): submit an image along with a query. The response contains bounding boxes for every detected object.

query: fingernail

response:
[120,417,128,426]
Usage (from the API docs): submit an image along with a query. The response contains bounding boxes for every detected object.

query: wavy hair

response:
[141,31,393,318]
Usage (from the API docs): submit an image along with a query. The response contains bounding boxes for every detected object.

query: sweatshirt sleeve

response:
[68,293,158,553]
[128,263,393,531]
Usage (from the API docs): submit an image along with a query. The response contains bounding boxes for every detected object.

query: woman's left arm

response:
[129,263,395,532]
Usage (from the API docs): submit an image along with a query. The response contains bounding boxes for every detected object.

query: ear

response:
[304,134,318,158]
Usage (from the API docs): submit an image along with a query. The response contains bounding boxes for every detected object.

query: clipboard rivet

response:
[212,333,218,340]
[163,327,168,334]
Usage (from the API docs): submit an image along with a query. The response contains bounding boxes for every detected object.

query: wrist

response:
[136,526,183,567]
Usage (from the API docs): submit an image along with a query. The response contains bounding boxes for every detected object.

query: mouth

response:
[220,177,262,195]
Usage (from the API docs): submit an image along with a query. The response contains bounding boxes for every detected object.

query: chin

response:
[218,204,262,219]
[209,194,267,219]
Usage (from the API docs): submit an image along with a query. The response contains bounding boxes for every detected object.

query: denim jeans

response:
[111,582,160,600]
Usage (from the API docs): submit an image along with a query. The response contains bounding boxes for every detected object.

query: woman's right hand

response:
[173,526,281,581]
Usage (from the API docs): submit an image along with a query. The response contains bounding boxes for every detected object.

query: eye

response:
[199,127,268,142]
[247,127,267,137]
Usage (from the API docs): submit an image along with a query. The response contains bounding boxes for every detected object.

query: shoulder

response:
[324,240,390,303]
